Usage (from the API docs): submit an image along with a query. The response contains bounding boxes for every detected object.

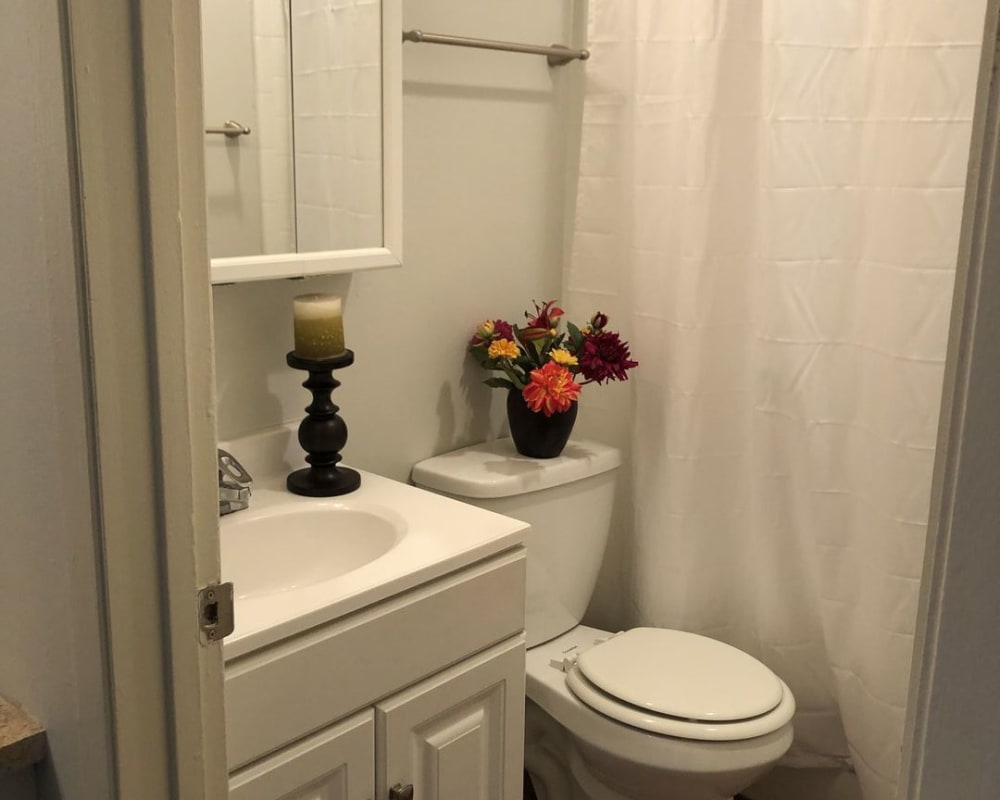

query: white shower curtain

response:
[568,2,983,798]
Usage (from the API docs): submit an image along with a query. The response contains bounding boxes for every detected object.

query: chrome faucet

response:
[218,449,253,515]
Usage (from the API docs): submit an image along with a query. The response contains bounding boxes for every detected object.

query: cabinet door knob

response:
[389,784,414,800]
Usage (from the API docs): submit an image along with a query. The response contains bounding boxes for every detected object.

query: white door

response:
[65,0,227,797]
[229,711,375,800]
[376,638,526,800]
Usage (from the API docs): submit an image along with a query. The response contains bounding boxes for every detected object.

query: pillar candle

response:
[293,294,346,360]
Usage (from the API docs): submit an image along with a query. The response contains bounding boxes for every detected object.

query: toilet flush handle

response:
[389,784,414,800]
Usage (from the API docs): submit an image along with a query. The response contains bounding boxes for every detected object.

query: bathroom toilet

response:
[412,438,795,800]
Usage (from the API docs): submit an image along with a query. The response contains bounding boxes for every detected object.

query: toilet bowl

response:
[412,438,794,800]
[525,625,794,800]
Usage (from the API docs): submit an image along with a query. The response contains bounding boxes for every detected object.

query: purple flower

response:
[579,330,638,384]
[492,319,514,341]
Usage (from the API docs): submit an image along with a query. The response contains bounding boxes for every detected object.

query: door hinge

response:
[198,582,235,644]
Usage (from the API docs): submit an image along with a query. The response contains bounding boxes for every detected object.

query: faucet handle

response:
[218,449,253,516]
[218,449,253,486]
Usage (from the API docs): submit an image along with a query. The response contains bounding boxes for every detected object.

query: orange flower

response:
[522,362,581,416]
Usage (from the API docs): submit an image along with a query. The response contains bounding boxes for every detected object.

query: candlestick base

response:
[286,464,361,497]
[285,349,360,497]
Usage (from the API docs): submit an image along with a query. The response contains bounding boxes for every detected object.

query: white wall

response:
[0,1,113,799]
[214,0,580,485]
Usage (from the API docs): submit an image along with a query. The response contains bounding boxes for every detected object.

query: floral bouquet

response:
[468,300,637,456]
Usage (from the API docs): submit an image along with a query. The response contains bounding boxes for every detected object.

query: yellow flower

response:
[488,338,520,360]
[476,320,495,339]
[549,348,578,366]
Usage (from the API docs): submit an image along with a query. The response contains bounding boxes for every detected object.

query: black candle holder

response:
[285,349,361,497]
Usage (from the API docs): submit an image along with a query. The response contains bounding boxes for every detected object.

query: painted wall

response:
[0,2,113,799]
[214,0,582,481]
[210,0,637,630]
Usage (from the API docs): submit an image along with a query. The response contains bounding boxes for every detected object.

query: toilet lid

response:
[575,628,784,722]
[565,665,796,742]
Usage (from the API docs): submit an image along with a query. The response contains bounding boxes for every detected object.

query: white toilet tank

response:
[412,438,621,647]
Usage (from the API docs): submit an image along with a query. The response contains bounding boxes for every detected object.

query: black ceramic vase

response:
[506,388,578,459]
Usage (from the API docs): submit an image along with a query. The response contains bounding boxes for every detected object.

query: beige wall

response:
[210,0,640,630]
[0,2,113,799]
[214,0,580,481]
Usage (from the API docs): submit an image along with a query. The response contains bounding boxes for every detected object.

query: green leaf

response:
[540,333,566,359]
[500,362,527,389]
[566,321,585,352]
[484,377,517,390]
[469,348,490,367]
[530,338,546,366]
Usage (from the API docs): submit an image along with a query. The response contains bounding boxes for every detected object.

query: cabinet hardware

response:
[389,783,414,800]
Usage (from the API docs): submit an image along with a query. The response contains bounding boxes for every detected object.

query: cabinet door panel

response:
[377,637,525,800]
[227,549,526,771]
[229,709,374,800]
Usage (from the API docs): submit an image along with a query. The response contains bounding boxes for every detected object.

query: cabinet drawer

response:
[228,709,373,800]
[226,548,526,770]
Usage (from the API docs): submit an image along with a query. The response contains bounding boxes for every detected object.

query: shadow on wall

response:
[433,360,509,457]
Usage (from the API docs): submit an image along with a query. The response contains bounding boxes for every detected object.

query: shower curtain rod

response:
[402,29,589,66]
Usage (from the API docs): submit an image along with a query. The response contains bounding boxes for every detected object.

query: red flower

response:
[522,362,581,416]
[521,300,564,341]
[579,331,638,384]
[525,299,564,329]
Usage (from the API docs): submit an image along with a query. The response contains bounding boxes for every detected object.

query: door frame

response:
[64,0,226,797]
[899,0,1000,796]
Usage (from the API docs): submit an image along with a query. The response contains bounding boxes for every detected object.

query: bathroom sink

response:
[221,503,406,600]
[216,425,530,660]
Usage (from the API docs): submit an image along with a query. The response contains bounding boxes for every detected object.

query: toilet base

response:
[524,698,782,800]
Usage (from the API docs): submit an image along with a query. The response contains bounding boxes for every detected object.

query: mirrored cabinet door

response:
[201,0,401,284]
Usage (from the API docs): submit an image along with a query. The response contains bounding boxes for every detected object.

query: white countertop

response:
[220,428,529,661]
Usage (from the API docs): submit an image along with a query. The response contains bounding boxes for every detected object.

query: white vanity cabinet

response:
[225,548,527,800]
[377,638,525,800]
[229,710,375,800]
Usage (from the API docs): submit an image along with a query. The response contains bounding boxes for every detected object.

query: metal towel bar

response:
[205,120,251,138]
[402,29,589,66]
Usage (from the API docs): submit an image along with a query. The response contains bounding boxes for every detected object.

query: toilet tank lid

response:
[411,438,621,499]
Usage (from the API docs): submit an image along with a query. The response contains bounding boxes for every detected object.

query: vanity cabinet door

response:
[229,709,374,800]
[376,636,526,800]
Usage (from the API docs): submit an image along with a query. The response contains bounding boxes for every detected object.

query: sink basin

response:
[216,426,530,659]
[222,503,406,599]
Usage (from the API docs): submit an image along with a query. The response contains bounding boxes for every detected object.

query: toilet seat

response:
[527,625,796,778]
[564,628,796,741]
